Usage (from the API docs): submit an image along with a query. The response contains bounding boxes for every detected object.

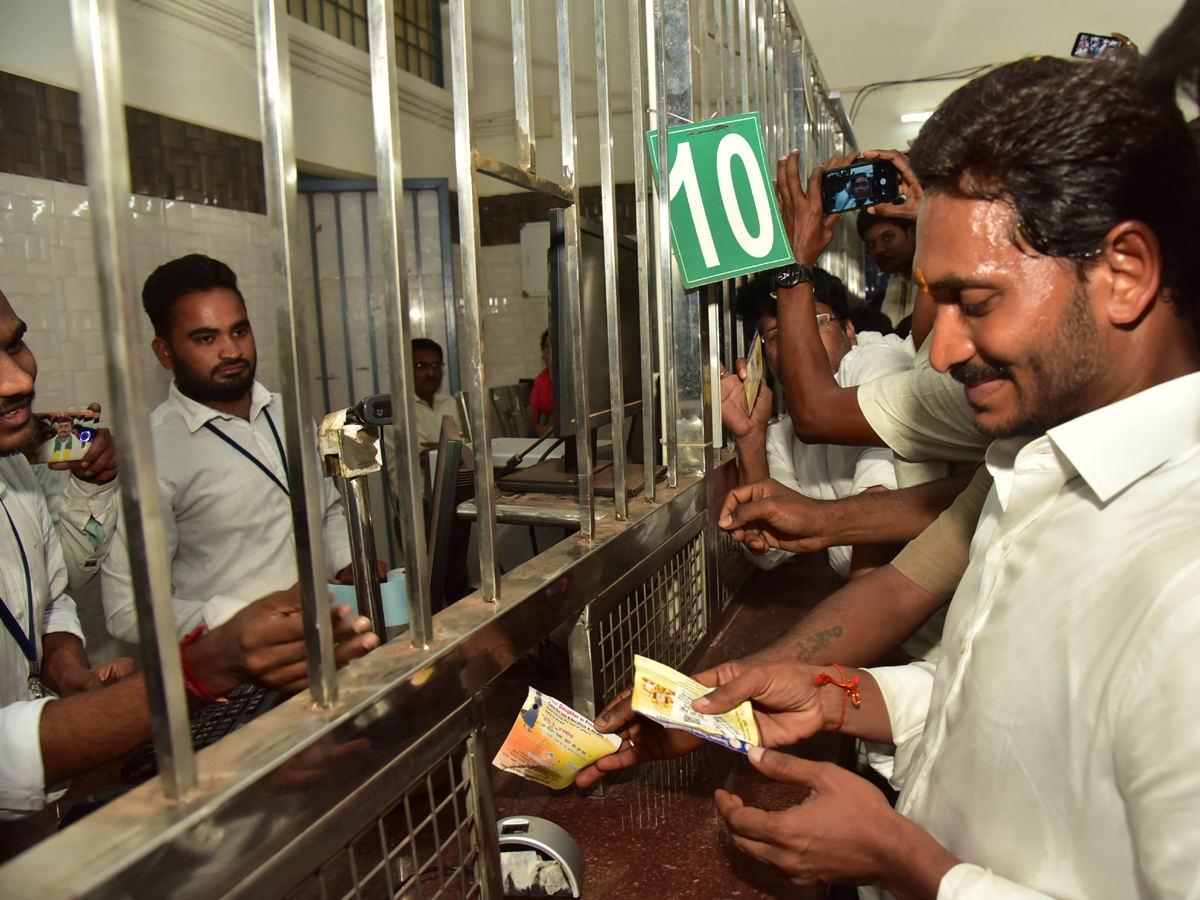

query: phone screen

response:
[821,159,900,216]
[1071,32,1123,61]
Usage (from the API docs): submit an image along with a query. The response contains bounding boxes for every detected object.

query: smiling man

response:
[101,255,359,641]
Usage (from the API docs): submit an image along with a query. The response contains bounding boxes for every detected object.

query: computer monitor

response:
[497,209,661,497]
[548,209,643,435]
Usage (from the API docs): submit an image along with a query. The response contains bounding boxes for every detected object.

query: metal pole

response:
[69,0,195,798]
[629,0,656,502]
[253,0,338,706]
[557,0,595,539]
[366,0,435,640]
[653,0,677,487]
[448,0,501,598]
[511,0,536,173]
[594,0,628,518]
[737,0,750,116]
[339,476,386,641]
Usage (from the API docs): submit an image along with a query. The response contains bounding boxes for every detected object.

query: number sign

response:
[647,113,794,288]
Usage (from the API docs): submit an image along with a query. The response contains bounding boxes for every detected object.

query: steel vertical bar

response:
[653,0,677,486]
[253,0,337,706]
[448,0,500,597]
[594,0,628,518]
[557,0,595,538]
[737,0,750,115]
[696,0,709,121]
[714,0,726,117]
[410,190,428,338]
[306,196,333,414]
[746,0,758,114]
[334,195,355,409]
[368,0,436,635]
[511,0,536,172]
[762,0,775,160]
[629,0,657,501]
[436,182,461,395]
[339,476,386,641]
[468,706,505,900]
[69,0,195,798]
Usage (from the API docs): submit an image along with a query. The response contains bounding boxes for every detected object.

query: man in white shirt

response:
[721,268,910,580]
[857,212,919,330]
[604,46,1200,899]
[0,286,381,824]
[102,255,357,642]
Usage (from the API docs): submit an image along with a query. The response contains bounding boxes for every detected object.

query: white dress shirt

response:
[31,466,119,590]
[879,275,918,328]
[865,371,1200,900]
[382,391,464,520]
[857,335,989,483]
[750,340,911,578]
[0,455,84,814]
[101,381,353,642]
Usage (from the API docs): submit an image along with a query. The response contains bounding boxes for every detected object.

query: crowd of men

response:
[577,5,1200,898]
[2,2,1200,896]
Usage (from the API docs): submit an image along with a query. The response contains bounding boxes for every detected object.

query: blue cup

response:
[327,568,409,627]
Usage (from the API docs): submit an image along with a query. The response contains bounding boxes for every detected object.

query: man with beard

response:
[857,212,919,330]
[0,286,378,828]
[101,255,357,641]
[585,17,1200,896]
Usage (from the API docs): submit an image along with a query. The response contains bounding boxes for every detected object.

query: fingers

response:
[594,688,635,732]
[717,481,762,527]
[691,664,774,715]
[713,787,744,817]
[692,659,746,688]
[718,496,778,533]
[333,631,379,666]
[331,606,375,644]
[734,357,748,379]
[718,792,778,844]
[747,746,831,790]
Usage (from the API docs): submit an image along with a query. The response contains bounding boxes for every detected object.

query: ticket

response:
[492,687,622,790]
[631,655,759,754]
[743,331,764,414]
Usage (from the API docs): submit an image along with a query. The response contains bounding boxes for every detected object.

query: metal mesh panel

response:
[283,742,482,900]
[715,526,756,612]
[595,531,706,706]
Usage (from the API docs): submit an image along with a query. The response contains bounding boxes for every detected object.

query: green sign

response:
[647,112,794,289]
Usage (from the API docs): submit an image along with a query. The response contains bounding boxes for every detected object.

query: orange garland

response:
[813,662,861,732]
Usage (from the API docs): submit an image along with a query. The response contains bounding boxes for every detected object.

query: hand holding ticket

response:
[743,331,764,414]
[631,655,759,754]
[493,688,622,789]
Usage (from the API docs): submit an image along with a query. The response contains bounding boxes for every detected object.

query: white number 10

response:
[667,132,774,268]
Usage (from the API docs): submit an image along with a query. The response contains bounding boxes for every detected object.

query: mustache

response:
[212,360,249,376]
[950,361,1013,387]
[0,392,34,417]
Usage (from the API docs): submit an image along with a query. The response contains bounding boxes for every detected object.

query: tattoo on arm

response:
[797,625,842,663]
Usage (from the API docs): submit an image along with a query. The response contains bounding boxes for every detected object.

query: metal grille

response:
[283,741,482,900]
[715,526,756,612]
[287,0,444,87]
[595,531,706,705]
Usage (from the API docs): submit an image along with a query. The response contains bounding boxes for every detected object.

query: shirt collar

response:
[1045,371,1200,504]
[167,380,275,434]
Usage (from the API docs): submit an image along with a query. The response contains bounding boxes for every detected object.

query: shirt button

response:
[960,636,969,653]
[14,607,23,620]
[1002,535,1013,550]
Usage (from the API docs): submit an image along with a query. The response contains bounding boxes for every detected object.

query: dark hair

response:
[540,329,549,351]
[909,28,1200,309]
[412,337,444,360]
[735,267,851,325]
[856,212,915,242]
[142,254,246,338]
[849,304,894,336]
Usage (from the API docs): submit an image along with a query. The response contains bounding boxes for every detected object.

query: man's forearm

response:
[810,471,973,549]
[746,563,947,667]
[734,433,771,484]
[38,674,157,784]
[776,283,879,446]
[40,632,91,696]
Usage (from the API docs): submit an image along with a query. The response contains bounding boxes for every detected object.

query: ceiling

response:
[794,0,1187,150]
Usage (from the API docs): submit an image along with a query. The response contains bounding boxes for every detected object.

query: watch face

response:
[774,265,806,288]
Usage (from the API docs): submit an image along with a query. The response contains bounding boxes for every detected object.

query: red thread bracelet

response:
[180,626,226,704]
[813,662,861,732]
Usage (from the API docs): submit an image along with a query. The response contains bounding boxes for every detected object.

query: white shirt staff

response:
[102,381,352,641]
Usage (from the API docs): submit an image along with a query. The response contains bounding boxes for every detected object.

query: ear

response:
[151,336,175,371]
[1100,221,1162,326]
[843,318,857,344]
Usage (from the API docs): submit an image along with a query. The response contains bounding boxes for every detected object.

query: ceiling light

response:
[901,111,933,123]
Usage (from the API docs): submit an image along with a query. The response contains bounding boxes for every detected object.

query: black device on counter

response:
[821,158,902,216]
[1071,32,1124,61]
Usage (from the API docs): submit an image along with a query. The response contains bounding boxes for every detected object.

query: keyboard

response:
[121,683,283,782]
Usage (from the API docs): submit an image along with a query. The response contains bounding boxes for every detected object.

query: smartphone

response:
[1071,32,1124,62]
[821,158,901,216]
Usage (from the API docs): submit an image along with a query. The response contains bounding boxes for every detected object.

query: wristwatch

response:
[773,263,815,290]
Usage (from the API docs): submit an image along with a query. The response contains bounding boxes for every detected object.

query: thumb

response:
[747,747,829,788]
[88,403,102,413]
[691,665,772,715]
[718,497,777,533]
[735,357,748,380]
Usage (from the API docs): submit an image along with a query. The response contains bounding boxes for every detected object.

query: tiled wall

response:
[0,171,281,415]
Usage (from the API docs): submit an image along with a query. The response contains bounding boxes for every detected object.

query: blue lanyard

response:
[0,495,37,667]
[202,407,291,498]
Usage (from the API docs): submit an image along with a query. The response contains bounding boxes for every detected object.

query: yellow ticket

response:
[631,655,759,753]
[492,688,622,789]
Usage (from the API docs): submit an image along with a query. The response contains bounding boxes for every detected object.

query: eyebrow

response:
[920,275,999,293]
[186,319,250,339]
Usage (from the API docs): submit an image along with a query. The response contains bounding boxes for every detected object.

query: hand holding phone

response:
[820,158,902,216]
[774,149,842,268]
[861,149,923,221]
